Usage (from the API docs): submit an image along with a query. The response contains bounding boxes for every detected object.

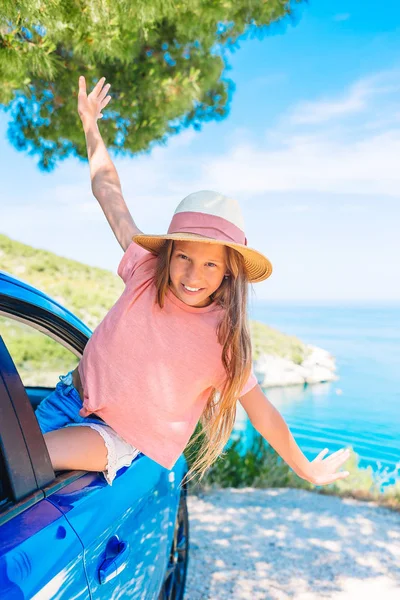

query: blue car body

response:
[0,271,189,599]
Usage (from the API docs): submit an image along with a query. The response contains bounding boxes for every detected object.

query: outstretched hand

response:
[305,447,351,486]
[77,75,112,129]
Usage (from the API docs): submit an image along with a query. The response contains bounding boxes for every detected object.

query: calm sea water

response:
[233,301,400,479]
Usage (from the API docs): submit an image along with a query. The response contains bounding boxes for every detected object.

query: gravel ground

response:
[185,488,400,600]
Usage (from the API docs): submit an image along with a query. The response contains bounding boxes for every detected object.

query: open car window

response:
[0,315,78,388]
[0,310,85,508]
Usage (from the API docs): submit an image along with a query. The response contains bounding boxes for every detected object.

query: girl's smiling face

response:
[169,240,227,307]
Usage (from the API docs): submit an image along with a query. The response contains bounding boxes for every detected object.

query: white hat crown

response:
[174,190,245,232]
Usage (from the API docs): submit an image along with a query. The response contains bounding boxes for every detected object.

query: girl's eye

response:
[177,254,216,267]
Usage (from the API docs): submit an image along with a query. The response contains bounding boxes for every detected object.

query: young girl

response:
[35,76,351,487]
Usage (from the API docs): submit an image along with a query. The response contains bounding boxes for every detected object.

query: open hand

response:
[77,75,112,129]
[305,447,351,486]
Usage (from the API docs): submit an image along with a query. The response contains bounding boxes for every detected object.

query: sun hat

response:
[132,190,273,283]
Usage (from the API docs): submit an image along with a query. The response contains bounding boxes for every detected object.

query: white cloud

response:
[279,204,311,213]
[288,70,400,125]
[164,128,198,149]
[338,204,367,214]
[52,183,93,206]
[77,201,104,219]
[167,69,400,199]
[191,128,400,197]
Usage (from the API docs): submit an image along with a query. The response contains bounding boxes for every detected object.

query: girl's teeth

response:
[184,285,200,291]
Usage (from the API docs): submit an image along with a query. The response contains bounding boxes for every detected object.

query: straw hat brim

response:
[132,232,273,283]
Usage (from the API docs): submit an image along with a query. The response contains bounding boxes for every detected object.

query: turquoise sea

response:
[234,302,400,480]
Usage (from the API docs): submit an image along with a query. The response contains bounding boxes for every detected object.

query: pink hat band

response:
[167,211,248,246]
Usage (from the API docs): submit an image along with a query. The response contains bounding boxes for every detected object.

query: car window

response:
[0,315,78,387]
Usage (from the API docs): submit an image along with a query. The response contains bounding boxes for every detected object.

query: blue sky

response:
[1,0,400,301]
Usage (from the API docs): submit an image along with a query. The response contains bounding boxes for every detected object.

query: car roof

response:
[0,270,91,337]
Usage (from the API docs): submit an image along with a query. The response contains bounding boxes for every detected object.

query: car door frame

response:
[0,273,94,523]
[0,337,92,598]
[0,335,45,524]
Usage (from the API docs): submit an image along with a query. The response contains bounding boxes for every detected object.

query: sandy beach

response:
[185,488,400,600]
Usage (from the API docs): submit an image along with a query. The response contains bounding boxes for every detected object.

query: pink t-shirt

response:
[78,242,258,470]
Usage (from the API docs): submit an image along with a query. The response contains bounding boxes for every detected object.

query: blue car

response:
[0,271,189,599]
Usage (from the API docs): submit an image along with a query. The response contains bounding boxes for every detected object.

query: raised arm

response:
[239,384,351,485]
[77,75,142,252]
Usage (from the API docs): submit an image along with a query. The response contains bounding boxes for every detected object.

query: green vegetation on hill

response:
[250,320,307,364]
[0,233,124,330]
[0,233,127,383]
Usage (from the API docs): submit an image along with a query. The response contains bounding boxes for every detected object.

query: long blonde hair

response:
[154,240,253,484]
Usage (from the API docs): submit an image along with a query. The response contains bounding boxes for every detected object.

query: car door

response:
[0,336,90,600]
[0,273,179,598]
[46,454,176,600]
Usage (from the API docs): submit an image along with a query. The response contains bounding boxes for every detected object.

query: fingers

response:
[318,447,350,463]
[101,95,112,109]
[78,75,86,95]
[325,470,350,484]
[326,448,350,463]
[314,469,350,486]
[98,93,112,119]
[98,83,111,102]
[92,76,106,96]
[317,448,330,460]
[79,75,110,97]
[328,448,350,459]
[78,75,112,121]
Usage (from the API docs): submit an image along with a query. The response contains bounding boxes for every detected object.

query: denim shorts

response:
[35,370,142,485]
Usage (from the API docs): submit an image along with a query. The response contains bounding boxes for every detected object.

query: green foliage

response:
[186,427,400,510]
[0,233,124,329]
[382,480,400,506]
[326,448,400,503]
[190,434,312,490]
[0,0,300,170]
[250,319,308,364]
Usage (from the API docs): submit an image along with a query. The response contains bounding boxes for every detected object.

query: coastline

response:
[253,343,338,388]
[249,319,337,389]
